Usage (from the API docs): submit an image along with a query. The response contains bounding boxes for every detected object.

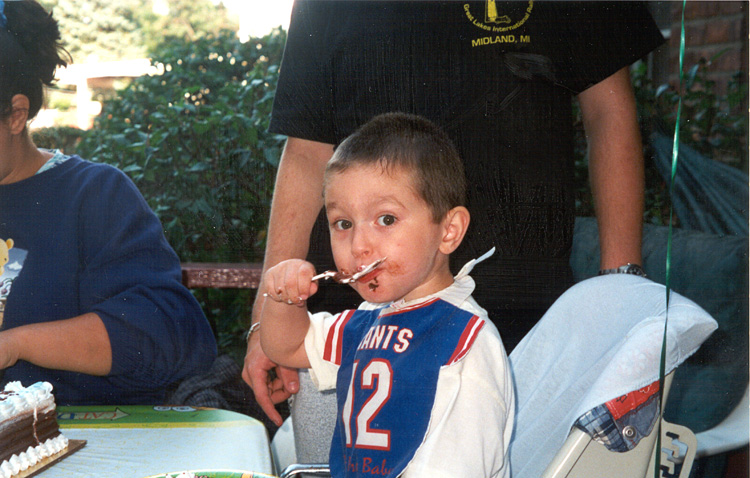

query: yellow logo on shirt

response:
[464,1,533,46]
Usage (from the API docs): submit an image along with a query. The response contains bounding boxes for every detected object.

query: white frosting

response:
[0,382,54,424]
[0,382,68,478]
[0,435,69,478]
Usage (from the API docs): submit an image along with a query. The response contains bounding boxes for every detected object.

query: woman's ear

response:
[8,95,30,135]
[439,206,470,255]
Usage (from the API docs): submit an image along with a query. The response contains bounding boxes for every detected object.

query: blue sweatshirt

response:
[0,156,217,405]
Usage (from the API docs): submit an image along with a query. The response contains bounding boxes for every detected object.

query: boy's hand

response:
[263,259,319,307]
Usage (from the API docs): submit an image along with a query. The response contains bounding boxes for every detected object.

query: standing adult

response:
[243,0,664,461]
[0,0,217,405]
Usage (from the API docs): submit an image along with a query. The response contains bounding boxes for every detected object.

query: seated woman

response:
[0,0,217,405]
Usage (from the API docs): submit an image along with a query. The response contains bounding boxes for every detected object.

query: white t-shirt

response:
[305,265,514,477]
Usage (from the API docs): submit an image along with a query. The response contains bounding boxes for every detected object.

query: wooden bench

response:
[181,263,263,289]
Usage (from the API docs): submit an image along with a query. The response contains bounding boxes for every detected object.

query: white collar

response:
[386,248,495,311]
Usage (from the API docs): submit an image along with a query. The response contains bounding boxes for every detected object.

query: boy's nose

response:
[350,226,373,258]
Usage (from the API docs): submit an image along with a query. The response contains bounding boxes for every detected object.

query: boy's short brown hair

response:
[325,112,466,223]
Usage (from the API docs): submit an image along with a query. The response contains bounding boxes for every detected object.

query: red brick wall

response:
[669,1,748,95]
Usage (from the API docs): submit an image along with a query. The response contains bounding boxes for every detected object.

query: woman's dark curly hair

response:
[0,0,70,120]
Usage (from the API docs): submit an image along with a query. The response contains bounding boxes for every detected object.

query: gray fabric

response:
[167,354,283,433]
[291,369,337,464]
[651,132,748,237]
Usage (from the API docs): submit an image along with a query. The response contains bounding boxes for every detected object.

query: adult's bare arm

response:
[579,66,644,270]
[0,312,112,375]
[242,137,334,426]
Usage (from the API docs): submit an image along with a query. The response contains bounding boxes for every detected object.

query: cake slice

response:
[0,382,69,478]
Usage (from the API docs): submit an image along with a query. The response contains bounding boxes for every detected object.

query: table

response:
[36,405,275,478]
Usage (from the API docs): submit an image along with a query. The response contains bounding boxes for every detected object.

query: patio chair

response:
[541,371,698,478]
[274,274,717,477]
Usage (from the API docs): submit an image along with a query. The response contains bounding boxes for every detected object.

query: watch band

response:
[598,263,647,277]
[245,322,261,343]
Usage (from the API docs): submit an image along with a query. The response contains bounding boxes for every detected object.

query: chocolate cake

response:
[0,382,68,478]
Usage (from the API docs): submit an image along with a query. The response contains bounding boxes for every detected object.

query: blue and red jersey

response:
[323,298,485,477]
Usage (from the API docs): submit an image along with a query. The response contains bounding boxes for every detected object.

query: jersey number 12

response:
[342,359,393,450]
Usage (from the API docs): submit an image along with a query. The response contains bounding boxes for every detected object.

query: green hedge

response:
[78,29,286,264]
[73,29,286,358]
[573,56,748,227]
[31,126,86,154]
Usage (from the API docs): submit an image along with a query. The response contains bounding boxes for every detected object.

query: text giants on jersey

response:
[357,325,413,353]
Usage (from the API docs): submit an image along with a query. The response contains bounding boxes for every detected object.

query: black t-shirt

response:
[269,0,664,345]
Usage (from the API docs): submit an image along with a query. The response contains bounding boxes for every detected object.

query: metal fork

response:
[311,257,387,284]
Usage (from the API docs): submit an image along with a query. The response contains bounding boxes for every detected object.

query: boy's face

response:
[324,163,454,303]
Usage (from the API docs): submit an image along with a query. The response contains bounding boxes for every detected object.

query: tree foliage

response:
[137,0,239,54]
[573,56,748,227]
[78,28,286,264]
[41,0,146,62]
[40,0,238,63]
[637,51,749,171]
[74,29,285,357]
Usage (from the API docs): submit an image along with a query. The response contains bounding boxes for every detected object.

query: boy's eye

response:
[377,215,396,226]
[333,219,353,230]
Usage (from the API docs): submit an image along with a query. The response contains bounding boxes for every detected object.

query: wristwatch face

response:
[623,264,646,276]
[599,263,647,277]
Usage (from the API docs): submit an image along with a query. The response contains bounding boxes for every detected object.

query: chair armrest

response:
[279,464,331,477]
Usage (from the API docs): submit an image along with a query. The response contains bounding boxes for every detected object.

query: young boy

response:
[260,113,513,477]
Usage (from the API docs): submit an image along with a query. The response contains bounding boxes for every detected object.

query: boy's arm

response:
[259,297,312,369]
[259,258,319,369]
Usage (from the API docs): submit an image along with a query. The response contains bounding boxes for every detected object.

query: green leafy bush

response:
[79,28,286,263]
[31,126,86,154]
[575,55,748,226]
[77,29,286,357]
[644,51,748,171]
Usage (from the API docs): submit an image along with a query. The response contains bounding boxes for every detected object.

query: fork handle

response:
[311,271,337,282]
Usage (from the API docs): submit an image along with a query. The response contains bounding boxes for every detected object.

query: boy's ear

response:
[8,95,30,135]
[439,206,470,255]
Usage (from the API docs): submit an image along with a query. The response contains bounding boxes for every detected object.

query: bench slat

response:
[181,263,263,289]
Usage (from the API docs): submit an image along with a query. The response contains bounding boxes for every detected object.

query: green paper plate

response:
[144,470,275,478]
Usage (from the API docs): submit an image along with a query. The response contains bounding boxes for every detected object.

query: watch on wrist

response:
[245,322,261,343]
[598,263,647,278]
